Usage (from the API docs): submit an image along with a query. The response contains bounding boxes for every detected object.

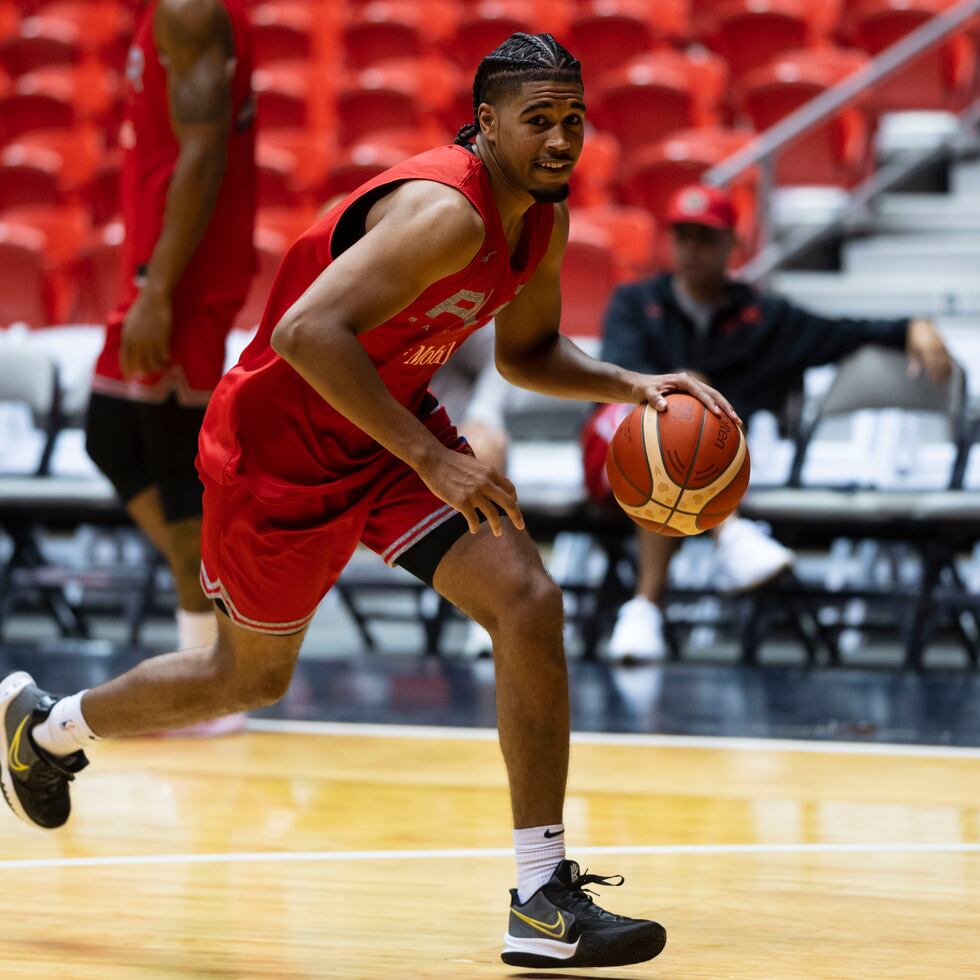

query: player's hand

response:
[906,318,953,385]
[628,371,742,426]
[416,446,524,537]
[120,287,173,378]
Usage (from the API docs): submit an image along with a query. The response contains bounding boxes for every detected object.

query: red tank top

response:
[117,0,256,308]
[199,144,555,500]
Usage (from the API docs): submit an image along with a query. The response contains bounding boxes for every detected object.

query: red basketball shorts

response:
[199,404,467,635]
[92,296,243,406]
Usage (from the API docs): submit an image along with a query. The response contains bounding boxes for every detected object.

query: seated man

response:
[588,183,953,661]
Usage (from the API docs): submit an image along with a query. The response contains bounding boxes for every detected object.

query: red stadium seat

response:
[250,2,315,66]
[337,58,461,145]
[0,127,103,213]
[0,3,19,44]
[0,203,89,323]
[568,1,664,80]
[342,1,457,69]
[0,15,81,75]
[314,126,461,202]
[256,204,317,244]
[593,50,727,155]
[559,219,616,338]
[37,1,132,58]
[451,1,536,69]
[0,144,65,210]
[317,141,417,201]
[568,127,620,207]
[572,204,656,282]
[253,63,334,131]
[740,48,872,186]
[82,149,121,226]
[71,219,122,324]
[0,64,114,141]
[851,0,978,112]
[0,222,50,326]
[620,128,756,264]
[701,0,815,83]
[256,128,334,205]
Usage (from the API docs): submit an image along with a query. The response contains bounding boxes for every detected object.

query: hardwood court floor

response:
[0,724,978,979]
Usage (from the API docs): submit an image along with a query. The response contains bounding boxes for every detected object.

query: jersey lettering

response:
[402,341,457,367]
[425,289,488,325]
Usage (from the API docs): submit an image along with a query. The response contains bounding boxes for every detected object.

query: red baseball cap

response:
[665,184,737,230]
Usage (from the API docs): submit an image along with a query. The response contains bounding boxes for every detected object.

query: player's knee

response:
[233,660,294,709]
[211,634,296,709]
[493,569,564,640]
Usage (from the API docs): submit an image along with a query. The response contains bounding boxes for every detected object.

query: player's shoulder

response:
[155,0,228,41]
[382,179,486,249]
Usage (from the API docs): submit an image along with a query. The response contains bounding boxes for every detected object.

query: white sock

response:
[176,609,218,650]
[514,824,565,903]
[32,691,101,757]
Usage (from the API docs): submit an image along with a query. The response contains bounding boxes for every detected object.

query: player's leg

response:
[607,527,679,661]
[0,613,305,829]
[364,425,666,968]
[434,523,568,828]
[426,524,666,968]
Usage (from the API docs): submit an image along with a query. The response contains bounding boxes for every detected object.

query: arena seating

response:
[1,0,979,662]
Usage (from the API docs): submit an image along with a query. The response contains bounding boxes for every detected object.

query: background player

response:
[84,0,256,723]
[2,34,738,969]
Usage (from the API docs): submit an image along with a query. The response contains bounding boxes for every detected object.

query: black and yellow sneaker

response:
[501,859,667,968]
[0,672,88,830]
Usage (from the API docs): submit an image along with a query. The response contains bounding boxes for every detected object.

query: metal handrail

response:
[706,0,980,188]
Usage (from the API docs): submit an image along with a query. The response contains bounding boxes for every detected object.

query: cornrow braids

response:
[454,32,582,145]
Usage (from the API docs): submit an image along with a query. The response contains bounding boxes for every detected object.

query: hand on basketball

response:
[417,446,524,537]
[906,318,953,385]
[630,372,742,426]
[120,287,173,378]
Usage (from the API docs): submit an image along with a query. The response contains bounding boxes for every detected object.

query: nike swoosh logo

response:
[511,907,567,939]
[543,828,563,838]
[8,717,31,773]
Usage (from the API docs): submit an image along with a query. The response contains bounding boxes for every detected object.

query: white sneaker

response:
[606,597,667,662]
[714,518,794,593]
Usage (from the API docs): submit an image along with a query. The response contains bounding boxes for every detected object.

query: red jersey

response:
[116,0,256,309]
[199,145,555,500]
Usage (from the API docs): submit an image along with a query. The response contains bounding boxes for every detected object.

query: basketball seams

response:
[656,398,708,531]
[677,431,747,514]
[608,413,653,503]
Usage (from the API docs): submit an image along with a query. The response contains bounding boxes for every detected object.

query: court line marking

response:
[1,841,980,873]
[0,841,980,871]
[246,719,980,759]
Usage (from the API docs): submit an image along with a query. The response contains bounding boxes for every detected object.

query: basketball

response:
[605,394,750,536]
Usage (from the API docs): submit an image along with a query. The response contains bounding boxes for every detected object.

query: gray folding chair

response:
[742,346,975,665]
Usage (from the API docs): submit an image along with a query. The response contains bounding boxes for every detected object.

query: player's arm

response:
[494,205,740,422]
[120,0,234,376]
[271,182,523,536]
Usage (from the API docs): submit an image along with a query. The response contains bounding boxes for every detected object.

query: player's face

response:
[671,223,735,288]
[484,81,586,203]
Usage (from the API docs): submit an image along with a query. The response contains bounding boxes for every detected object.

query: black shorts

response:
[85,392,206,523]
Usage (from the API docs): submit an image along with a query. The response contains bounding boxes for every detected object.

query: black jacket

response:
[600,274,909,420]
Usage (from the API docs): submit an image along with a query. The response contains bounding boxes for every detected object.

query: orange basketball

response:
[605,394,750,536]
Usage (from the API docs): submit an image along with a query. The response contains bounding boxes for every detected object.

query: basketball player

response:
[1,35,737,968]
[84,0,256,730]
[589,183,953,661]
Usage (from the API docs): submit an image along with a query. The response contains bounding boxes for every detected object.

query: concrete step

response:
[952,158,980,195]
[843,235,980,277]
[772,271,980,318]
[870,193,980,235]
